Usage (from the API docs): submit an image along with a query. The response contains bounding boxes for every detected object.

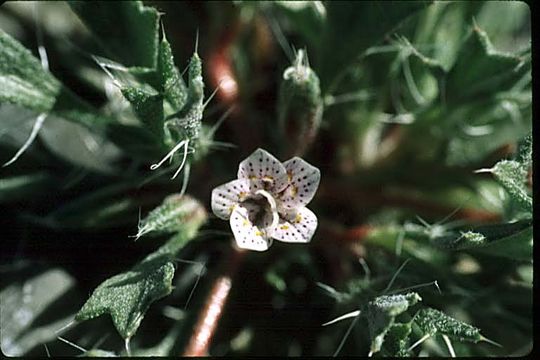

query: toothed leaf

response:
[413,307,483,342]
[319,1,430,88]
[366,292,421,355]
[75,252,175,340]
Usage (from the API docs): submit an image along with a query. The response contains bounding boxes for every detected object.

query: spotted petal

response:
[279,157,320,210]
[230,203,273,251]
[272,207,317,243]
[211,178,252,220]
[237,148,288,193]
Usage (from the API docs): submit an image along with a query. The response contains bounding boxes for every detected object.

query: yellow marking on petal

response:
[242,220,250,227]
[290,186,298,196]
[238,191,247,200]
[249,175,258,180]
[287,171,293,182]
[262,175,274,182]
[255,230,263,236]
[280,225,290,230]
[228,205,236,214]
[294,214,302,223]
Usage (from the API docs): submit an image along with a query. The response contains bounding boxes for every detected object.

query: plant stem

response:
[182,245,245,356]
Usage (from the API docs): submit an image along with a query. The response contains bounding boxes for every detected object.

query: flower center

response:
[243,189,279,235]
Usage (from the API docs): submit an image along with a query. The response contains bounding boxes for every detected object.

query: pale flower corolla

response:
[211,148,320,251]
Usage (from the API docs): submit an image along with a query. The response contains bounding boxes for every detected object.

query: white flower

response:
[211,148,320,251]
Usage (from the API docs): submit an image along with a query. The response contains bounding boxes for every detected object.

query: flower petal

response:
[237,148,288,193]
[230,203,273,251]
[279,157,320,209]
[272,207,317,243]
[211,178,252,220]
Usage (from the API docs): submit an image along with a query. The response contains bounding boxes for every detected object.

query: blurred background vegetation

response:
[0,1,532,357]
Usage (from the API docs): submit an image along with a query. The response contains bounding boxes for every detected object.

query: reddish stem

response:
[183,246,245,356]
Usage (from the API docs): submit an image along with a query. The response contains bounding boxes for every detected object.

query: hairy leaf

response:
[0,30,112,129]
[431,220,532,261]
[75,252,175,339]
[69,1,159,69]
[445,25,528,104]
[413,307,482,342]
[383,322,412,356]
[492,160,532,212]
[366,292,421,355]
[319,1,430,89]
[157,35,188,111]
[136,194,207,240]
[121,86,164,137]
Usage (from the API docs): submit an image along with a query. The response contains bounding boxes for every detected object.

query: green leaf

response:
[468,226,532,261]
[366,292,421,355]
[136,194,208,240]
[516,134,532,167]
[413,307,482,342]
[445,24,528,104]
[121,86,164,137]
[492,160,532,212]
[105,123,164,161]
[0,30,113,129]
[69,1,159,69]
[383,322,412,356]
[75,252,175,339]
[164,51,205,147]
[0,263,80,356]
[38,115,122,173]
[157,35,188,111]
[0,172,55,203]
[37,183,162,230]
[411,1,484,71]
[319,1,430,89]
[431,220,532,261]
[272,1,325,48]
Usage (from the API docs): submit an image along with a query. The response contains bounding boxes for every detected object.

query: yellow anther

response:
[294,214,302,223]
[262,175,274,182]
[280,225,290,230]
[238,191,247,200]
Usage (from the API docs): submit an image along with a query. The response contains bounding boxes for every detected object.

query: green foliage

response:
[0,30,112,129]
[413,307,482,342]
[430,219,532,261]
[366,292,421,354]
[68,1,160,69]
[136,194,207,240]
[75,252,175,340]
[319,1,430,89]
[0,172,54,203]
[383,322,413,356]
